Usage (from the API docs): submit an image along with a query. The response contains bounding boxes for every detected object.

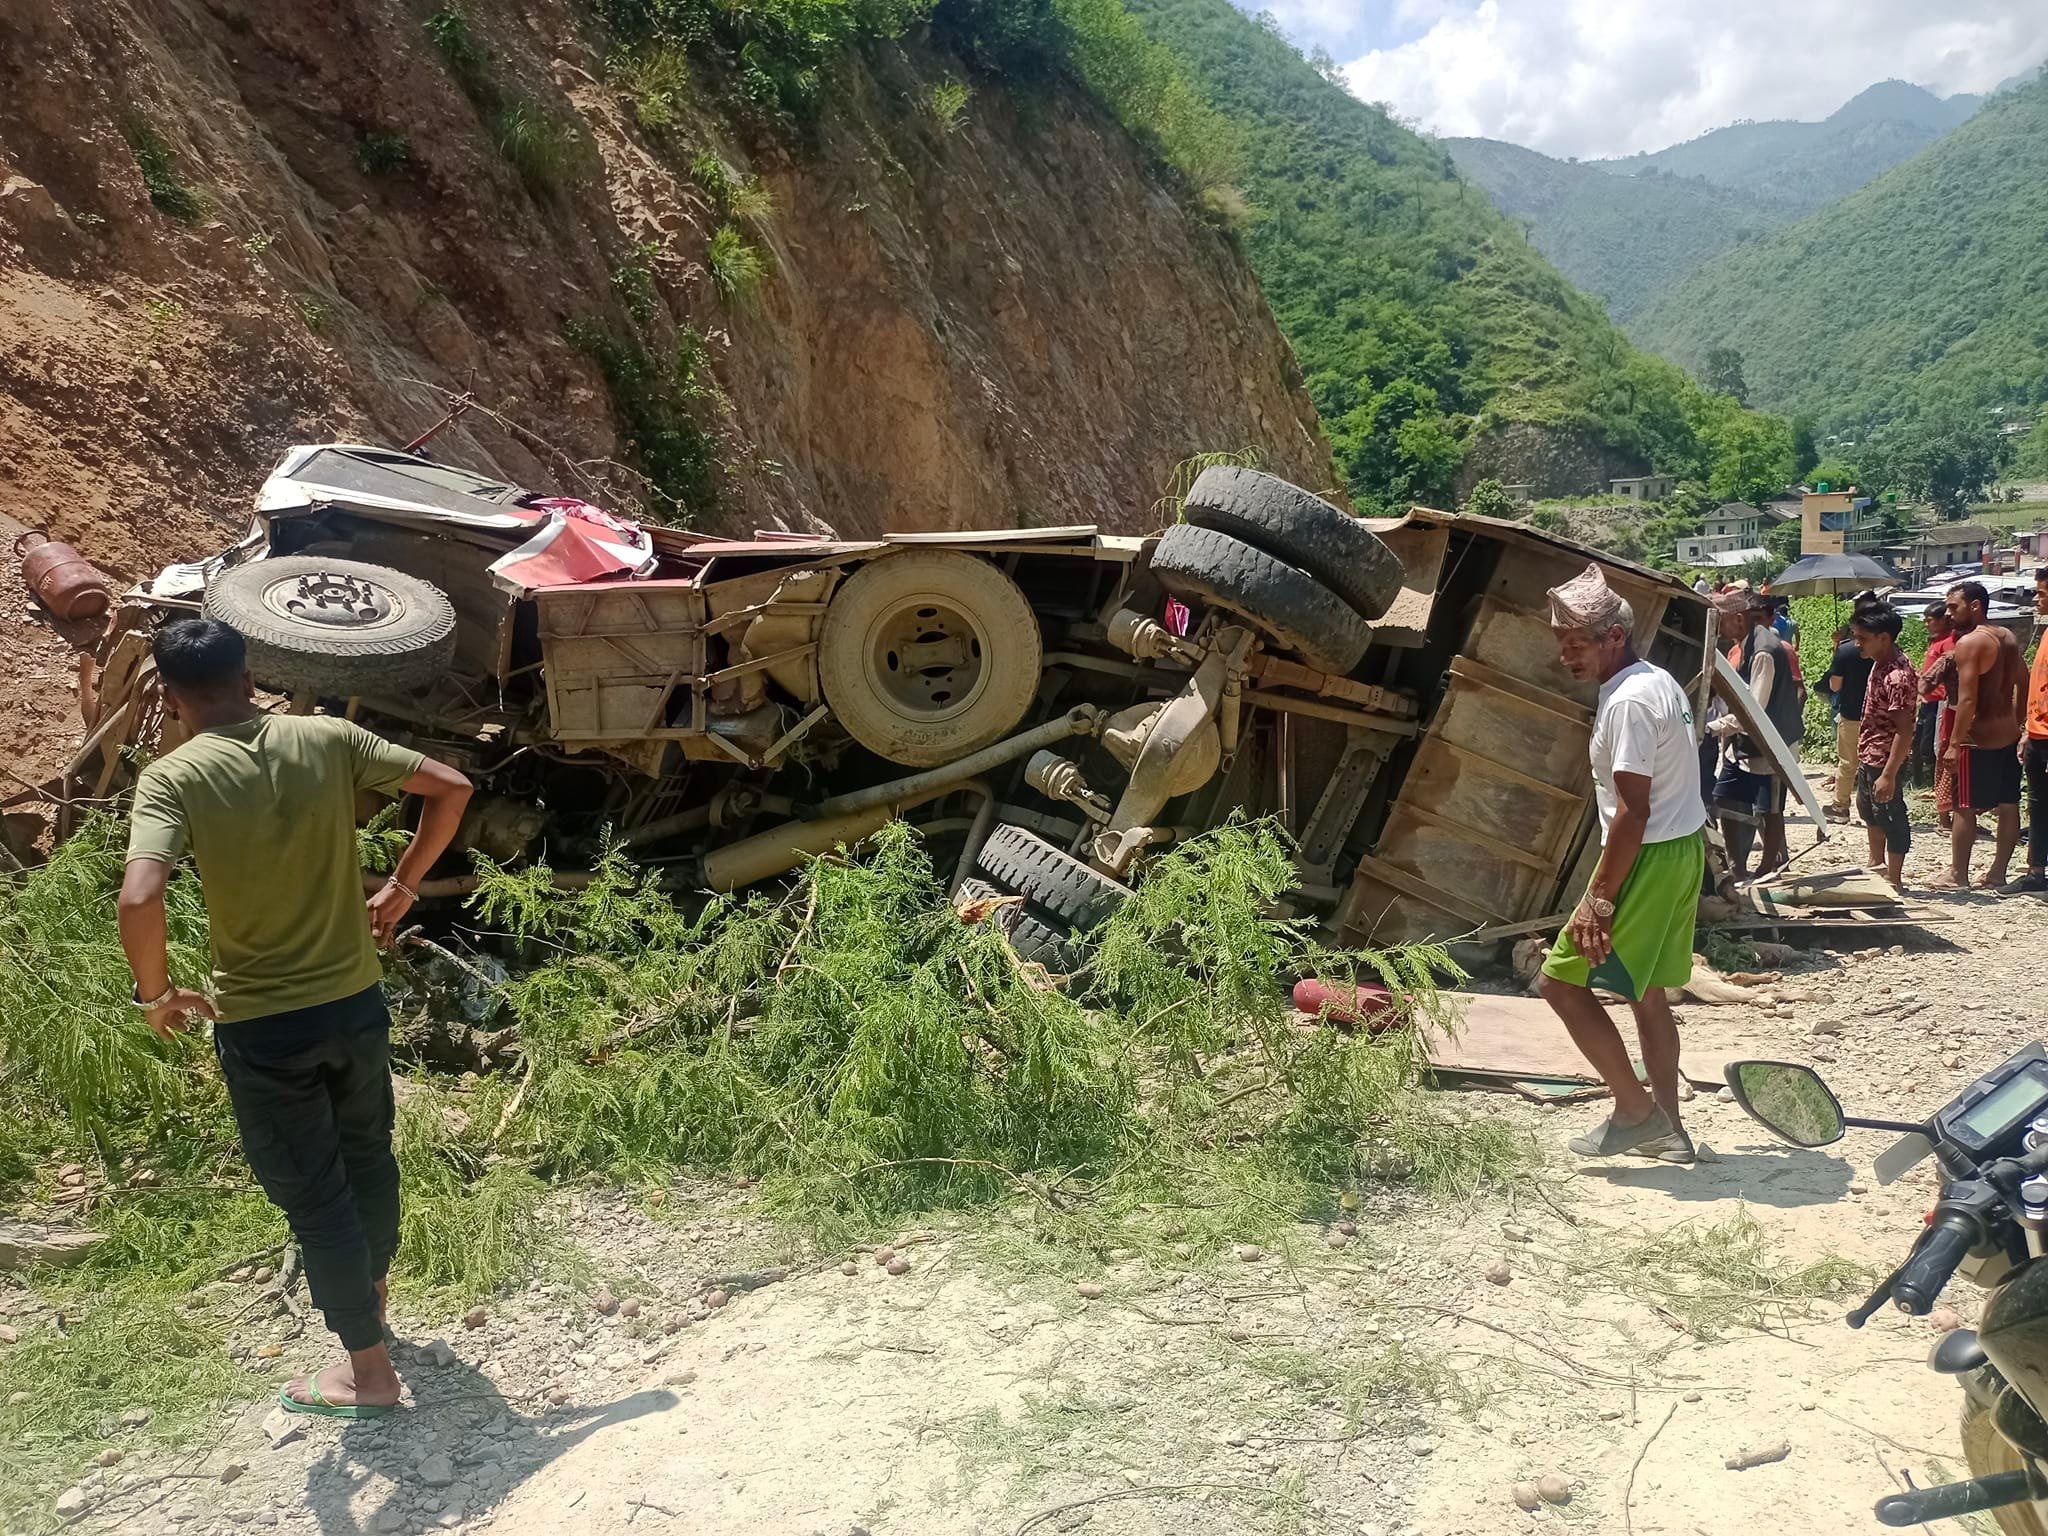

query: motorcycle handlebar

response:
[1891,1213,1978,1315]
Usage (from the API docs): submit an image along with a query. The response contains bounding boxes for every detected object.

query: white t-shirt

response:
[1590,660,1708,845]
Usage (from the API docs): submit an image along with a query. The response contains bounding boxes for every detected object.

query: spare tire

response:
[954,874,1091,974]
[819,550,1042,768]
[975,823,1131,927]
[1147,524,1370,676]
[1181,466,1403,621]
[202,555,458,699]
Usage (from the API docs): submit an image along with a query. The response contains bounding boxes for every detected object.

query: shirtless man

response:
[1939,580,2028,888]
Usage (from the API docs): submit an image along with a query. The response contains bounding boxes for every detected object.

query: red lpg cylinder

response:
[15,531,111,621]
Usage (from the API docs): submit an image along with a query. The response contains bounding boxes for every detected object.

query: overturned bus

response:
[72,445,1730,961]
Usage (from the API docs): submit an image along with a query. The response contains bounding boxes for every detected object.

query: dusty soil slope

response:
[0,0,1330,781]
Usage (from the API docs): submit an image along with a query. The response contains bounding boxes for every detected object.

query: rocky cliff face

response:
[0,0,1330,777]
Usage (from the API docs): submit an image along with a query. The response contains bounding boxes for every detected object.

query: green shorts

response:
[1541,831,1704,1002]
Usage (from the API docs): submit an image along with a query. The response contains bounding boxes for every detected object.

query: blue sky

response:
[1238,0,2048,159]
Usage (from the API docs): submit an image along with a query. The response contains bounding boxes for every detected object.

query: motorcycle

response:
[1727,1051,2048,1531]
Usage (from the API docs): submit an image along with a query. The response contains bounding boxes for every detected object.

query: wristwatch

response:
[132,982,176,1009]
[1581,894,1616,920]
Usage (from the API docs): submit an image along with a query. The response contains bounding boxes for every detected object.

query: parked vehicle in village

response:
[76,443,1720,960]
[1728,1057,2048,1533]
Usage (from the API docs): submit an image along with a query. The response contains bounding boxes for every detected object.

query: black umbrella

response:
[1769,553,1896,597]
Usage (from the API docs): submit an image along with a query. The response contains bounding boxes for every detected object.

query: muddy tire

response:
[819,550,1042,768]
[1147,523,1370,676]
[975,823,1131,927]
[1962,1398,2048,1536]
[202,555,458,698]
[1181,466,1403,620]
[954,875,1089,973]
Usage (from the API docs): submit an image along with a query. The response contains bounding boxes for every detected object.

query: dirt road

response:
[66,805,2045,1536]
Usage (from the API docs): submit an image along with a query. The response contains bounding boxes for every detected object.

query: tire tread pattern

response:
[1147,524,1370,676]
[203,555,458,699]
[1182,466,1403,620]
[953,875,1086,973]
[974,823,1131,929]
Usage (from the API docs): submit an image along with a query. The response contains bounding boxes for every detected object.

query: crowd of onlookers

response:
[1701,569,2048,894]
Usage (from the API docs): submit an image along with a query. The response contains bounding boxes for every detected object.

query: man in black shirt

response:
[1825,623,1872,823]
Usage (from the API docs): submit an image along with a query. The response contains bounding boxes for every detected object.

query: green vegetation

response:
[927,78,972,131]
[1462,478,1516,519]
[1635,76,2048,432]
[608,43,693,130]
[355,129,413,176]
[423,4,492,98]
[121,114,203,222]
[1444,136,1788,323]
[1152,445,1264,523]
[610,239,664,325]
[565,318,724,521]
[0,821,549,1524]
[1117,0,1794,514]
[706,223,768,303]
[1860,407,2018,517]
[423,6,583,195]
[595,0,931,118]
[2015,407,2048,480]
[1557,1207,1866,1340]
[494,100,584,194]
[1591,79,1978,216]
[1790,594,1931,754]
[690,152,777,225]
[467,819,1521,1240]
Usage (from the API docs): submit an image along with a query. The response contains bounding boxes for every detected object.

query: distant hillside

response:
[1592,79,1980,216]
[1443,137,1787,322]
[1631,76,2048,430]
[1121,0,1790,508]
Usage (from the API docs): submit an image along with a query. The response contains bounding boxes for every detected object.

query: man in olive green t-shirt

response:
[118,618,470,1417]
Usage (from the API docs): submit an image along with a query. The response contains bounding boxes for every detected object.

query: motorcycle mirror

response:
[1724,1060,1847,1148]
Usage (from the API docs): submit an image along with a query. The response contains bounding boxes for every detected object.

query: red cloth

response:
[486,498,657,592]
[1857,651,1918,769]
[1922,631,1956,703]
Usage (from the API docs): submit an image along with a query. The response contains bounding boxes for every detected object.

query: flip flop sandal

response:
[277,1379,397,1419]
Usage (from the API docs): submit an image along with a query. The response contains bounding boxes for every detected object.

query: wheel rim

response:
[863,592,990,727]
[258,569,409,632]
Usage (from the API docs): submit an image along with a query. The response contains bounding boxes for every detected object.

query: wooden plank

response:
[1422,991,1763,1091]
[1464,594,1600,704]
[1711,650,1827,829]
[1392,801,1554,870]
[1344,853,1501,927]
[1431,672,1593,795]
[1405,740,1588,871]
[1447,655,1594,725]
[1373,808,1553,919]
[1433,737,1586,802]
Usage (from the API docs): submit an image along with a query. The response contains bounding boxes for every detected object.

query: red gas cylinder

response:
[1292,978,1399,1031]
[15,531,111,622]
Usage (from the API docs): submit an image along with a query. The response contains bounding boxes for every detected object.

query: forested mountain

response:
[1120,0,1789,509]
[1591,79,1982,215]
[1443,136,1785,322]
[1631,75,2048,431]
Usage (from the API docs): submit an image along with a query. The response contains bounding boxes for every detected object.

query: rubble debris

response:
[1724,1442,1791,1471]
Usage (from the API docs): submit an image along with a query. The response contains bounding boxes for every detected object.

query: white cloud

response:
[1338,0,2048,159]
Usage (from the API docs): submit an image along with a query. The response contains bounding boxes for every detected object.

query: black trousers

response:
[1912,703,1941,785]
[1857,764,1912,857]
[2028,738,2048,874]
[215,984,398,1352]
